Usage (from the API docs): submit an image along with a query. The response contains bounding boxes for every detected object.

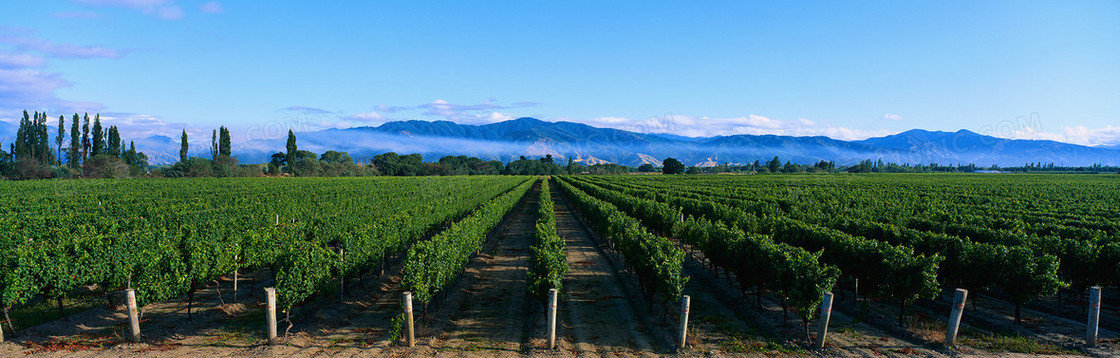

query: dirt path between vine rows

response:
[408,179,542,356]
[550,181,666,356]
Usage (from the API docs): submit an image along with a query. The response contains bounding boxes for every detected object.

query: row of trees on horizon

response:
[3,110,1118,180]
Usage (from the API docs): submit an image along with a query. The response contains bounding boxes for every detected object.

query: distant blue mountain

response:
[4,118,1119,167]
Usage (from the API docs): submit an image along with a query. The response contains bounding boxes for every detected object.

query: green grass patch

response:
[959,330,1081,355]
[6,294,106,333]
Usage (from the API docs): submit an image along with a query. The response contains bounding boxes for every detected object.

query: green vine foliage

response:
[555,177,687,303]
[0,176,530,316]
[402,178,536,305]
[527,179,569,300]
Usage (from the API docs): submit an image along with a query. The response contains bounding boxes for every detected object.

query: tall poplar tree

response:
[286,129,297,166]
[69,113,80,168]
[218,126,231,157]
[107,126,121,157]
[179,130,189,162]
[209,129,218,160]
[56,115,65,166]
[81,113,90,162]
[91,114,104,156]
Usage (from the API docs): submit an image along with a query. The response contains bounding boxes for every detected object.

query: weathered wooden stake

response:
[548,288,558,349]
[404,291,415,348]
[126,288,141,343]
[265,287,277,345]
[232,270,238,302]
[679,295,691,350]
[338,249,345,300]
[1087,286,1101,347]
[816,292,834,348]
[275,214,279,226]
[945,288,968,346]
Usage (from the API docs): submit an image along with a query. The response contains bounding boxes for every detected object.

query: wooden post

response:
[265,287,277,345]
[338,249,345,300]
[232,271,238,302]
[945,288,968,346]
[816,292,834,348]
[232,255,239,303]
[548,288,558,349]
[275,214,279,226]
[679,295,691,350]
[404,291,415,348]
[126,288,141,343]
[1087,286,1101,347]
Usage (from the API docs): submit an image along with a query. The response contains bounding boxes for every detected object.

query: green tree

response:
[637,163,656,172]
[662,157,685,174]
[286,130,297,168]
[107,126,121,157]
[782,161,798,173]
[91,114,104,156]
[768,156,781,173]
[179,130,189,162]
[218,126,231,157]
[268,152,286,174]
[69,113,80,169]
[55,115,65,166]
[209,129,218,160]
[81,113,90,162]
[319,150,352,165]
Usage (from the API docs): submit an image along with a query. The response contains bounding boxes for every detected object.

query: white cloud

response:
[200,2,224,14]
[0,28,120,59]
[345,111,385,123]
[0,51,45,68]
[993,125,1120,147]
[574,114,890,141]
[883,113,902,121]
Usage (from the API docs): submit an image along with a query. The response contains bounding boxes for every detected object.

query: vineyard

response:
[0,174,1116,356]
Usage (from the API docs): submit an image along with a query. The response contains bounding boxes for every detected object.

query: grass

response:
[708,319,804,355]
[958,328,1083,355]
[200,309,266,346]
[5,294,107,334]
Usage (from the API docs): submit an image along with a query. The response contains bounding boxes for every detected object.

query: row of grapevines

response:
[401,178,536,305]
[560,177,838,322]
[636,176,1091,295]
[0,177,527,320]
[554,177,687,302]
[573,176,941,307]
[526,179,569,300]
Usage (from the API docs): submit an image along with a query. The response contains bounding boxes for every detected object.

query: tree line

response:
[0,111,148,180]
[5,115,1116,180]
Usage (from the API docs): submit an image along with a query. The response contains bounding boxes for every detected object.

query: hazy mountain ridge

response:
[3,118,1118,167]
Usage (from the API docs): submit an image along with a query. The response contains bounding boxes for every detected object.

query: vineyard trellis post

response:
[815,292,833,349]
[1087,286,1101,347]
[126,289,141,343]
[233,255,239,302]
[404,291,415,348]
[338,248,345,300]
[945,288,967,346]
[548,288,558,349]
[679,295,690,350]
[266,287,277,345]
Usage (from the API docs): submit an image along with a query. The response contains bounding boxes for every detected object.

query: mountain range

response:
[3,117,1118,167]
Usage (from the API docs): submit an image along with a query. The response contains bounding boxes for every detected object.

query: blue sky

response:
[1,1,1118,146]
